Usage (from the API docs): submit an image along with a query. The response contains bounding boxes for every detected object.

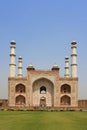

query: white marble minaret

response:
[64,56,69,77]
[9,40,16,77]
[71,41,77,77]
[18,56,23,77]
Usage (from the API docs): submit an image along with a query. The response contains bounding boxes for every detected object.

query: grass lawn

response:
[0,111,87,130]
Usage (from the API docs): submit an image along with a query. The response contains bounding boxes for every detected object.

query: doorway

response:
[40,97,46,107]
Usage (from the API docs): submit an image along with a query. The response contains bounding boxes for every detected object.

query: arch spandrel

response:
[32,77,54,87]
[31,76,55,85]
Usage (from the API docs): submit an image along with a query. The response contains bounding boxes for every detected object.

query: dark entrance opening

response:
[40,97,46,107]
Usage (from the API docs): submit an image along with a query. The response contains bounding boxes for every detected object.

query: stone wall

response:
[8,69,78,109]
[0,99,8,108]
[78,100,87,110]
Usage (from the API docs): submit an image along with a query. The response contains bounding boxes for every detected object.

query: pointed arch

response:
[15,95,25,105]
[61,84,71,94]
[33,77,54,87]
[32,77,54,107]
[61,95,71,105]
[15,83,26,93]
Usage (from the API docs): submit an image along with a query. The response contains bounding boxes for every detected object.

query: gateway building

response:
[8,41,78,109]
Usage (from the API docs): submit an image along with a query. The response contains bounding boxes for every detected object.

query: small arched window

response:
[61,95,71,105]
[15,95,25,105]
[40,86,46,94]
[16,84,25,93]
[61,84,71,94]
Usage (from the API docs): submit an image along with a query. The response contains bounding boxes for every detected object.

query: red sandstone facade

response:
[8,66,78,109]
[8,40,79,110]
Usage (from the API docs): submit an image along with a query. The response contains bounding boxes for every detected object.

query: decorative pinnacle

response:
[10,40,16,45]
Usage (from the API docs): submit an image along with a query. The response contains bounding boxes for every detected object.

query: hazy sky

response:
[0,0,87,99]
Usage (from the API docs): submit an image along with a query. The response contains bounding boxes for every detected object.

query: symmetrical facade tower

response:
[71,41,77,77]
[8,41,78,109]
[9,40,16,77]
